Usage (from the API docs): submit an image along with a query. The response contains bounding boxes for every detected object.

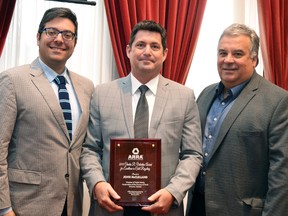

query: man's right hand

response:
[4,210,16,216]
[94,181,123,212]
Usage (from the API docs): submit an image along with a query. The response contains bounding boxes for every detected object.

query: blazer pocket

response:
[8,168,42,185]
[237,131,263,137]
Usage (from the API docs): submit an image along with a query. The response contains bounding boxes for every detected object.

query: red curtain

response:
[0,0,16,57]
[257,0,288,90]
[104,0,207,84]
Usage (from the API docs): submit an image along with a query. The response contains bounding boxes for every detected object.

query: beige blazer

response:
[80,74,203,216]
[0,58,94,216]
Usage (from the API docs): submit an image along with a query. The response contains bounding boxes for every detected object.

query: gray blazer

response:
[186,72,288,216]
[0,59,94,216]
[80,74,202,216]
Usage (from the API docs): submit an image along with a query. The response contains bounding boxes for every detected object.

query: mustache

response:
[221,65,237,70]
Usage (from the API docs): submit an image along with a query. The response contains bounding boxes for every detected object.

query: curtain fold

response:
[104,0,207,84]
[0,0,16,57]
[257,0,288,90]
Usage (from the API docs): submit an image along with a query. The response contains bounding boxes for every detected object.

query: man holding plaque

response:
[80,20,203,216]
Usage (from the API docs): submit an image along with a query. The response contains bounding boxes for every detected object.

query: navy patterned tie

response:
[134,85,149,138]
[54,76,72,140]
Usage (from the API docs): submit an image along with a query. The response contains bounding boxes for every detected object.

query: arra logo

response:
[128,148,143,160]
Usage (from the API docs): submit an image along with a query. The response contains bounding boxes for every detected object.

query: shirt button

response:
[202,171,206,175]
[221,102,225,105]
[213,117,217,121]
[204,152,208,157]
[208,135,212,139]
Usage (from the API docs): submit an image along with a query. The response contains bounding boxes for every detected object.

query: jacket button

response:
[65,174,69,178]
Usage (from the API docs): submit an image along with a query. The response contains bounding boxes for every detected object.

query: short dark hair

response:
[129,20,167,50]
[38,7,78,41]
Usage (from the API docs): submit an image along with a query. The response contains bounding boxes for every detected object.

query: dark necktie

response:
[54,76,72,140]
[134,85,149,138]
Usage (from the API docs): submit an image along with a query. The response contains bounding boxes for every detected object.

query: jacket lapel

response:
[198,86,217,133]
[210,72,260,157]
[149,75,169,138]
[120,75,134,138]
[29,59,70,141]
[68,71,86,145]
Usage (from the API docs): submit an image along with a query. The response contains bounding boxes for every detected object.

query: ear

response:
[126,45,131,58]
[36,33,40,46]
[162,48,168,62]
[253,56,258,67]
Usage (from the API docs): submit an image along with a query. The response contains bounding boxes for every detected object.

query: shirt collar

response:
[216,79,249,99]
[131,73,159,96]
[38,57,70,84]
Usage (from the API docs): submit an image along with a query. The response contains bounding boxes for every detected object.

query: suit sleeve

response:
[164,88,203,205]
[0,71,17,209]
[80,85,106,195]
[264,93,288,215]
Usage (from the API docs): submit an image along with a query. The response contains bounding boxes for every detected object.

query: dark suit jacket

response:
[80,74,203,216]
[186,72,288,216]
[0,58,94,216]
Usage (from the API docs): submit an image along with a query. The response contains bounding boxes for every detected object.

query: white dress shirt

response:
[38,57,81,138]
[131,73,159,128]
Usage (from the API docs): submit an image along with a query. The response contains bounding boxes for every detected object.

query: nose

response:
[143,46,152,55]
[224,54,234,63]
[54,33,65,42]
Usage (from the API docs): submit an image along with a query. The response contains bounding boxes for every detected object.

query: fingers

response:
[94,182,123,212]
[4,210,16,216]
[142,189,174,214]
[147,190,161,202]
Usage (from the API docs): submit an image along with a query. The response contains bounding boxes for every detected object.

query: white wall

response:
[0,0,117,85]
[186,0,263,98]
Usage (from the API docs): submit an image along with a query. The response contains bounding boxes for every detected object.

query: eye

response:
[136,42,145,48]
[233,51,244,58]
[47,29,58,36]
[151,44,160,50]
[62,31,74,40]
[218,50,227,57]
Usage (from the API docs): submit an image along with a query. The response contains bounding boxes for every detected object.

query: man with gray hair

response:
[186,23,288,216]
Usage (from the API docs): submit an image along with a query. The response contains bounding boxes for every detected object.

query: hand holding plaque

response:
[110,138,161,206]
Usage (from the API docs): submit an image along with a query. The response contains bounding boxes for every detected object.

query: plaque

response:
[110,138,161,206]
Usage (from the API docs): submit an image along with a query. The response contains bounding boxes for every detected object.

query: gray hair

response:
[219,23,260,60]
